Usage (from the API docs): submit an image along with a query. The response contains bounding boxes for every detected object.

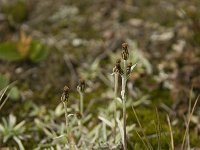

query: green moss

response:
[190,132,200,147]
[150,89,173,106]
[129,103,175,148]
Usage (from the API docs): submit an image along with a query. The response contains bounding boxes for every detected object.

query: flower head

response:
[61,86,70,102]
[121,42,129,60]
[126,62,132,75]
[77,79,86,93]
[113,59,124,75]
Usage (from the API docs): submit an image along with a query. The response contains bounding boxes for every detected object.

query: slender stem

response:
[167,115,174,150]
[63,102,68,127]
[78,119,83,140]
[186,88,192,149]
[121,60,127,150]
[103,122,107,141]
[78,91,84,141]
[63,101,69,137]
[181,95,199,150]
[114,74,119,101]
[114,73,119,143]
[80,92,84,116]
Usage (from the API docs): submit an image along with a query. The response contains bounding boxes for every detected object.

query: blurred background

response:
[0,0,200,149]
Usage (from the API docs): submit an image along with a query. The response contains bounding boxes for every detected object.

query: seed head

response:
[77,79,86,92]
[127,62,132,75]
[61,86,70,102]
[121,42,129,60]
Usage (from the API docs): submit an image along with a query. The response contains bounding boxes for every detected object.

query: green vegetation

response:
[0,38,49,62]
[0,0,200,149]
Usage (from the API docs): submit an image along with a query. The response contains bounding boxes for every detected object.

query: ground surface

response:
[0,0,200,149]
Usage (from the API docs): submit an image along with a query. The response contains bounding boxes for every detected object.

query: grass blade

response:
[181,95,199,150]
[167,115,174,150]
[132,106,153,150]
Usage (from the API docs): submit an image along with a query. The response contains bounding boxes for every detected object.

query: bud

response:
[61,86,70,102]
[113,59,123,75]
[77,79,86,92]
[76,111,82,119]
[121,42,129,60]
[116,58,121,64]
[126,62,132,75]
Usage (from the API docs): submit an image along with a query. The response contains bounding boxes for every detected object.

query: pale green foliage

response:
[0,114,26,150]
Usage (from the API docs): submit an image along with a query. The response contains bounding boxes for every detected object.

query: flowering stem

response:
[121,60,127,150]
[78,91,84,140]
[62,101,69,137]
[80,92,84,116]
[114,73,119,143]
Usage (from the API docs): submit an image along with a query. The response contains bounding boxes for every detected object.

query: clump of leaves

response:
[0,114,26,150]
[44,43,138,150]
[0,31,50,62]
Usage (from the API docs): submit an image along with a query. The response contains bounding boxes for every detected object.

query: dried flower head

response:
[113,59,123,75]
[61,86,70,102]
[76,111,82,119]
[77,79,86,92]
[127,62,132,75]
[121,42,129,60]
[122,42,128,50]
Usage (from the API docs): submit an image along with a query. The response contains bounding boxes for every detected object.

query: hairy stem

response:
[121,60,127,150]
[80,92,84,116]
[114,73,119,143]
[78,91,84,140]
[63,101,69,138]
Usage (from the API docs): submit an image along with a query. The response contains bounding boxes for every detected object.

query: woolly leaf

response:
[98,116,113,128]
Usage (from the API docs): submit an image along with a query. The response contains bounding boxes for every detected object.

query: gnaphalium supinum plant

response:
[112,43,137,150]
[56,42,137,150]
